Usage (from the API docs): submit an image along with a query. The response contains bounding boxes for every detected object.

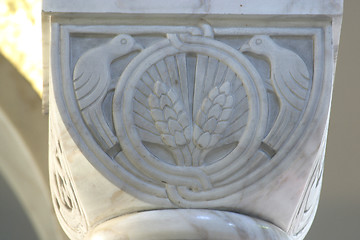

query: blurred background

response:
[0,1,358,239]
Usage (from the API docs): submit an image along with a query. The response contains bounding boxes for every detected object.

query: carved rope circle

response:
[113,34,268,206]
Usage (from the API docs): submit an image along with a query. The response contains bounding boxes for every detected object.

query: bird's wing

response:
[263,49,311,151]
[81,105,120,152]
[73,52,120,153]
[73,57,109,110]
[273,49,310,111]
[263,105,300,150]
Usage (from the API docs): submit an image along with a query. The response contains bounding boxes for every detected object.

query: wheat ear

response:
[148,81,191,165]
[193,81,234,150]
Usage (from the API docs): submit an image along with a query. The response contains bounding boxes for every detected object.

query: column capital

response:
[43,1,343,239]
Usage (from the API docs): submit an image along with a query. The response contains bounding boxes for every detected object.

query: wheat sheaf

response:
[148,80,234,166]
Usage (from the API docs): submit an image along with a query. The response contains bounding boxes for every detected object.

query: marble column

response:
[42,1,343,239]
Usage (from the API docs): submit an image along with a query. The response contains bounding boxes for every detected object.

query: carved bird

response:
[241,35,310,150]
[73,34,142,153]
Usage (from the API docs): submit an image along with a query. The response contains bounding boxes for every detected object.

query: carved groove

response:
[50,128,88,240]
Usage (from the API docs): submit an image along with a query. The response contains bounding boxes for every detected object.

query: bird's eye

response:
[255,39,262,45]
[121,39,127,44]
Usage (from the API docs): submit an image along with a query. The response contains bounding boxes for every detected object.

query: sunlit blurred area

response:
[0,0,42,97]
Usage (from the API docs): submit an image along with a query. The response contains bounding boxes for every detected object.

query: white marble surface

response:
[44,1,343,240]
[43,0,343,15]
[87,210,290,240]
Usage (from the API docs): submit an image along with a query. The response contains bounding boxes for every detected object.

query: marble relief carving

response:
[45,0,343,238]
[289,136,326,239]
[49,125,88,239]
[44,12,343,238]
[73,34,142,155]
[59,23,316,209]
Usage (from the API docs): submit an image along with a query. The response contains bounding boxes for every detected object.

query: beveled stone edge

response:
[43,0,343,16]
[86,209,291,240]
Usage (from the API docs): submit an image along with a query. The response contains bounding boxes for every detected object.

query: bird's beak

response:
[240,42,251,52]
[132,43,144,51]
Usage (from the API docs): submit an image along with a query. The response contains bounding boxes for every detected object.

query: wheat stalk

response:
[192,81,234,164]
[148,81,191,165]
